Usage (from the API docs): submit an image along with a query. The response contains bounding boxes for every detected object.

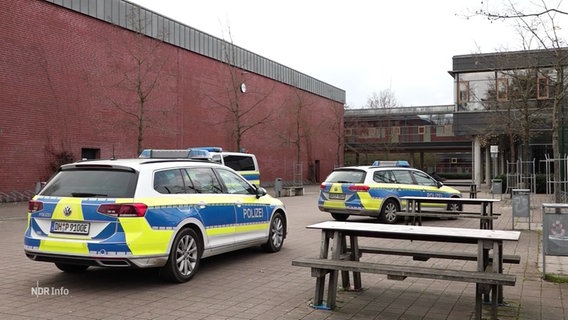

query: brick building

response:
[0,0,345,198]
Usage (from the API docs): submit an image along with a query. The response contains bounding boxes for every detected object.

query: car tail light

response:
[348,185,370,192]
[28,200,44,212]
[320,183,327,190]
[97,203,148,217]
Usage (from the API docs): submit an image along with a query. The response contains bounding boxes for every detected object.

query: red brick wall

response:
[0,0,344,195]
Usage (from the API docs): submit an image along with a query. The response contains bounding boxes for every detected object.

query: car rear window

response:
[40,169,138,198]
[325,170,365,183]
[223,155,256,171]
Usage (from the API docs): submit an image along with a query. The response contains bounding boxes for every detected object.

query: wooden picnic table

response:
[292,221,520,320]
[400,196,500,229]
[443,181,478,198]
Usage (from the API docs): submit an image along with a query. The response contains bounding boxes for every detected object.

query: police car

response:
[24,158,287,283]
[140,147,261,185]
[318,161,462,223]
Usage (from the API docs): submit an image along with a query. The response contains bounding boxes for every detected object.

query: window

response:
[223,155,256,171]
[458,81,470,103]
[417,126,425,135]
[154,169,189,194]
[412,171,437,187]
[496,78,508,101]
[374,171,394,183]
[41,169,137,198]
[391,170,414,184]
[81,148,100,160]
[216,168,254,195]
[391,127,400,135]
[186,168,223,194]
[537,76,550,99]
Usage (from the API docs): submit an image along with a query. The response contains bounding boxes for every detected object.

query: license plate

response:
[51,221,90,235]
[329,193,345,200]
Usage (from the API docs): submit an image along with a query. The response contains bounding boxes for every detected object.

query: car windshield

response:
[325,170,365,183]
[40,169,138,198]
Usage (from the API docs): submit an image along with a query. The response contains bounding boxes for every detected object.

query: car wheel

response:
[54,263,89,273]
[447,200,462,212]
[331,213,349,221]
[380,199,400,224]
[161,227,202,283]
[262,212,285,252]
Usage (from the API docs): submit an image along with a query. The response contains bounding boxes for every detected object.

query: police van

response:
[140,147,261,185]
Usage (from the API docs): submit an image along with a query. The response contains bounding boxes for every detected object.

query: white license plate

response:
[51,221,90,235]
[329,193,345,200]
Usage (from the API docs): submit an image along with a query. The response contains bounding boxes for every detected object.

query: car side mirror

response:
[255,186,267,198]
[437,181,444,188]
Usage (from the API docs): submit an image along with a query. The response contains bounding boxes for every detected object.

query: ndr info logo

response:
[31,281,70,297]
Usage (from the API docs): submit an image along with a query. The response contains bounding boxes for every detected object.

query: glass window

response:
[186,168,223,194]
[391,170,414,184]
[412,171,437,187]
[325,170,365,183]
[154,169,187,194]
[496,78,509,101]
[216,169,254,195]
[374,171,394,183]
[41,169,137,198]
[223,155,256,171]
[537,76,550,99]
[458,81,470,103]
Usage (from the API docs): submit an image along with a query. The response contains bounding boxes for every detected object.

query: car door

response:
[390,169,423,197]
[412,170,443,197]
[184,168,236,249]
[214,168,271,243]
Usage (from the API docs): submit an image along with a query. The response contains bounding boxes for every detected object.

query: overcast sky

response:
[128,0,543,108]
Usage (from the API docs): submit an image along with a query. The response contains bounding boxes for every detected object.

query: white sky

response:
[128,0,538,108]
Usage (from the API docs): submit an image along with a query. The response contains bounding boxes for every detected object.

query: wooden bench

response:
[292,257,516,286]
[350,246,521,264]
[282,186,304,196]
[292,257,516,319]
[397,211,499,226]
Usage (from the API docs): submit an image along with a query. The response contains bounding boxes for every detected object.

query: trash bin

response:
[491,179,502,195]
[274,178,282,197]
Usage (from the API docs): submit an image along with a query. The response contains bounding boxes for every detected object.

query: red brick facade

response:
[0,1,344,197]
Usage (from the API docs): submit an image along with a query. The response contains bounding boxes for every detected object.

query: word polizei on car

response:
[318,160,462,224]
[24,158,287,283]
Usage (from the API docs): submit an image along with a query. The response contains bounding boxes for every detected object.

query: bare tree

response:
[365,89,401,158]
[473,0,568,200]
[207,28,274,151]
[327,100,345,167]
[105,6,173,154]
[365,89,400,109]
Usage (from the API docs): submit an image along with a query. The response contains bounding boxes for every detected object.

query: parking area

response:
[1,186,567,319]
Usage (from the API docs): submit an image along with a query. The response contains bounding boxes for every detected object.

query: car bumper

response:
[24,247,168,268]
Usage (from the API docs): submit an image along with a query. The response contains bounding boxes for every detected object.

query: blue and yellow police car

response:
[318,161,462,223]
[24,158,286,283]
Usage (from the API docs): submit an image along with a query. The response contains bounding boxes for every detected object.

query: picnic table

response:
[444,181,478,198]
[400,196,500,229]
[292,221,520,320]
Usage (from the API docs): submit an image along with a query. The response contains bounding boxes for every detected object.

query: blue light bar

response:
[372,160,411,167]
[190,147,223,152]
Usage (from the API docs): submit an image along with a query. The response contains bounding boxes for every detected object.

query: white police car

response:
[318,161,462,223]
[24,158,287,283]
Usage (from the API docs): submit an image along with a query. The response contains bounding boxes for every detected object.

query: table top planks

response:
[306,221,521,243]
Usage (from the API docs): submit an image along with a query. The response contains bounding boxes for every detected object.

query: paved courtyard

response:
[0,185,567,319]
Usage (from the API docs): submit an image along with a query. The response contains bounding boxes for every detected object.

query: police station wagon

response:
[24,158,287,283]
[318,162,462,224]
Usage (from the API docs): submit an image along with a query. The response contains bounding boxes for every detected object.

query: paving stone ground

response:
[0,185,567,319]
